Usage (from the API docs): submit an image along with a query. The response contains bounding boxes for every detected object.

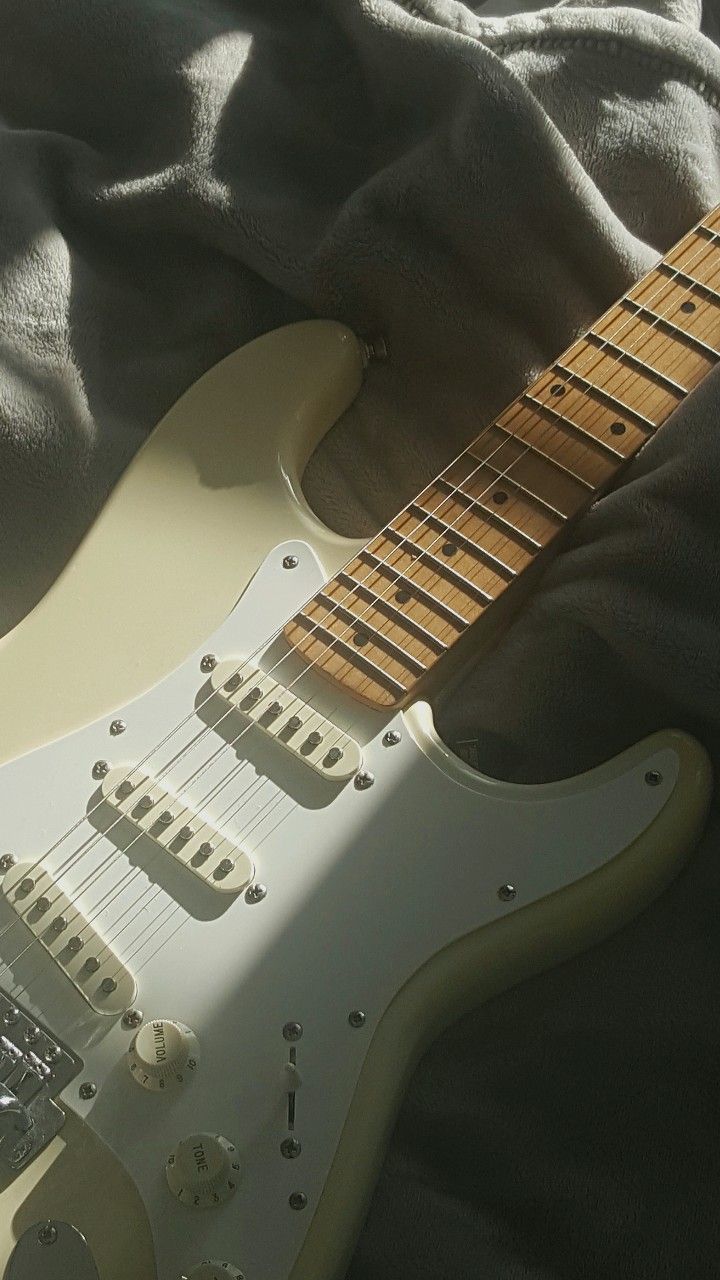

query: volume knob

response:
[166,1133,240,1208]
[127,1019,199,1091]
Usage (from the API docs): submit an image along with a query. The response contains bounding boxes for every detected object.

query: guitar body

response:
[0,322,711,1280]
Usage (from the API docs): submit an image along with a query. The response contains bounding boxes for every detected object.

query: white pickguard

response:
[0,539,681,1280]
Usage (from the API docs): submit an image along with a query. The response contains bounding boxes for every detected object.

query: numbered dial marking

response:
[128,1019,199,1092]
[166,1133,239,1209]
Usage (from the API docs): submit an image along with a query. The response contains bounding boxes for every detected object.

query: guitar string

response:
[1,220,716,991]
[1,220,714,986]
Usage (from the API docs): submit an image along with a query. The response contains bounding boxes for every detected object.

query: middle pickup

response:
[101,767,254,894]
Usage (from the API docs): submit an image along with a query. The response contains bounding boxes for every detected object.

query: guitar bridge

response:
[0,989,81,1176]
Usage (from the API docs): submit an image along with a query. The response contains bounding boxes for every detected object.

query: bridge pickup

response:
[1,863,136,1016]
[209,659,362,783]
[101,767,254,895]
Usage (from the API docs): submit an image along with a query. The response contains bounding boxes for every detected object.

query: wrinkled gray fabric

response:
[1,0,720,1276]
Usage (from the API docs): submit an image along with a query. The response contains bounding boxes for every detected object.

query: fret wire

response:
[592,298,718,392]
[335,572,450,653]
[286,206,720,706]
[315,591,429,678]
[465,450,570,521]
[490,419,596,490]
[520,393,625,460]
[656,261,720,305]
[417,482,534,570]
[406,501,519,579]
[292,612,408,699]
[382,528,495,605]
[620,298,720,361]
[434,474,544,550]
[583,330,690,397]
[358,550,473,628]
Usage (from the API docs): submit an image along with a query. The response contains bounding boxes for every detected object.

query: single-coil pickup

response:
[209,660,362,782]
[101,767,254,895]
[1,862,136,1016]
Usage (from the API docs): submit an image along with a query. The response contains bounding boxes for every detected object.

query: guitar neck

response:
[285,205,720,709]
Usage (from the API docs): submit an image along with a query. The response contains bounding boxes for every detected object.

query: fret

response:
[466,433,583,521]
[553,359,666,430]
[663,233,720,291]
[335,572,450,654]
[594,304,717,388]
[357,550,472,630]
[365,529,485,625]
[440,457,561,547]
[383,523,497,606]
[433,474,542,554]
[619,298,720,362]
[521,392,626,463]
[488,409,603,489]
[287,608,408,706]
[282,203,720,711]
[655,261,720,307]
[315,589,432,676]
[415,481,529,573]
[583,330,691,397]
[407,501,518,580]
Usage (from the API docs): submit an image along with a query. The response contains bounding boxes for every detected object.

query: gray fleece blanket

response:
[2,0,720,1276]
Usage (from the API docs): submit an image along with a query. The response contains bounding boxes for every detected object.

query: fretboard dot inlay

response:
[680,300,696,313]
[353,632,369,647]
[441,542,458,556]
[610,421,626,435]
[492,490,508,504]
[550,383,566,396]
[395,590,411,603]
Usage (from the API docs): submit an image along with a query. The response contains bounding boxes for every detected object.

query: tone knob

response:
[166,1133,240,1208]
[183,1263,244,1280]
[127,1019,199,1091]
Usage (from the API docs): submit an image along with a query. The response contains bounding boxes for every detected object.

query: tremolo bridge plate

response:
[0,989,81,1175]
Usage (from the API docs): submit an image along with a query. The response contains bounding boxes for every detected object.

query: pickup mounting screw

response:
[289,1192,307,1210]
[122,1009,143,1029]
[354,771,375,790]
[283,555,299,569]
[109,720,126,736]
[24,1025,40,1044]
[44,1044,61,1064]
[245,883,267,904]
[497,884,517,902]
[79,1082,97,1100]
[92,760,109,779]
[348,1010,366,1028]
[0,854,16,872]
[283,1021,303,1042]
[382,729,401,746]
[3,1006,19,1026]
[645,770,662,786]
[281,1137,302,1159]
[200,654,217,672]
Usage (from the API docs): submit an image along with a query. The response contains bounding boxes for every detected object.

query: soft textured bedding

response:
[1,1,719,1275]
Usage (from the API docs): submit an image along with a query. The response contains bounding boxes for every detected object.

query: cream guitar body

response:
[0,322,711,1280]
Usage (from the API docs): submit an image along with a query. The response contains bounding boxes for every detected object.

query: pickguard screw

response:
[0,854,15,873]
[645,770,662,786]
[3,1007,19,1026]
[44,1044,61,1064]
[109,720,126,736]
[382,730,401,747]
[122,1009,143,1029]
[245,883,267,904]
[24,1025,39,1044]
[289,1192,307,1211]
[354,771,375,790]
[283,555,299,569]
[283,1021,303,1042]
[348,1010,366,1028]
[79,1081,97,1100]
[281,1137,302,1159]
[498,884,517,902]
[92,760,109,779]
[200,654,217,672]
[37,1223,58,1247]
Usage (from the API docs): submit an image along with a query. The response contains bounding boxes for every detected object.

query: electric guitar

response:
[0,205,716,1280]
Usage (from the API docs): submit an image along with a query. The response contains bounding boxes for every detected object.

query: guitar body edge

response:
[291,723,712,1280]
